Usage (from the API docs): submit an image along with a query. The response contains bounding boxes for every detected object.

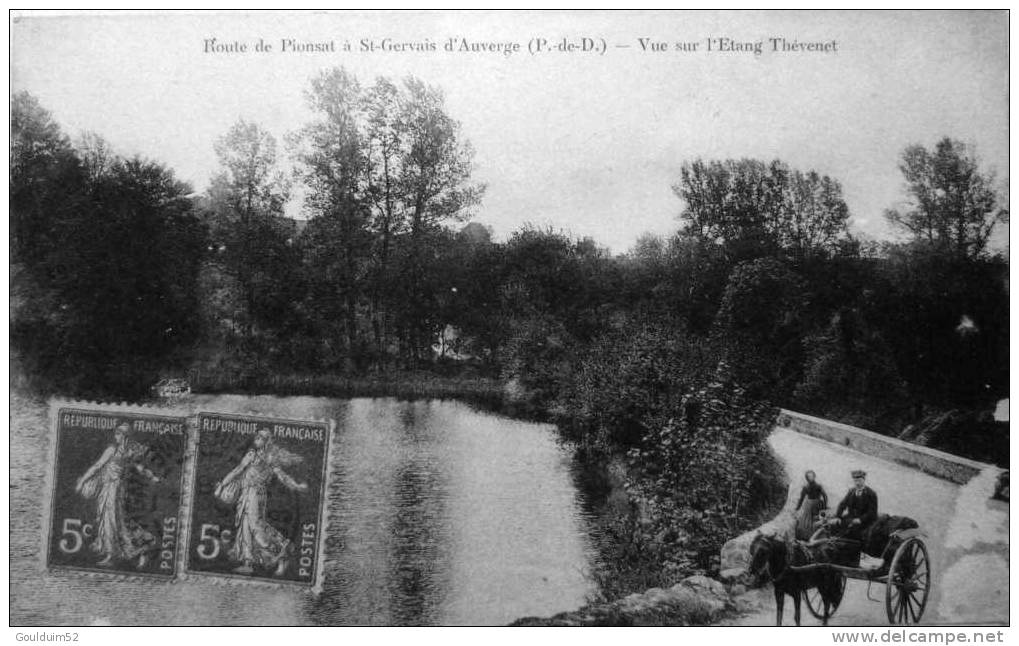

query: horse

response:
[745,532,846,626]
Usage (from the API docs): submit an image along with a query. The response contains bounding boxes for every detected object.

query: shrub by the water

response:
[497,314,578,415]
[547,321,786,598]
[626,363,780,570]
[553,321,716,449]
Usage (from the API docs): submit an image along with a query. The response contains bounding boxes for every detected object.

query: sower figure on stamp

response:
[216,427,309,576]
[75,423,160,568]
[830,469,878,542]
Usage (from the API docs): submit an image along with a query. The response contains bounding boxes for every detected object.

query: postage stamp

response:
[46,406,188,578]
[185,413,331,586]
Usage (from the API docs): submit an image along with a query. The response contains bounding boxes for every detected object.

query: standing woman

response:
[794,470,828,540]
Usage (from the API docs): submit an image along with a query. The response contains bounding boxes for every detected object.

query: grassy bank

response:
[187,368,506,407]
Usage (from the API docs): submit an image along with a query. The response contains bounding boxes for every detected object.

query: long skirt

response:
[796,498,823,540]
[230,482,290,567]
[91,475,154,560]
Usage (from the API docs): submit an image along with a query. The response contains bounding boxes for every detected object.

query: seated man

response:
[831,469,878,542]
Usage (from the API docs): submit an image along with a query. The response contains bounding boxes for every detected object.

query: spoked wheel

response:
[805,573,847,620]
[885,537,931,624]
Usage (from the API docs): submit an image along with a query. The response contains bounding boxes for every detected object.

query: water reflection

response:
[11,395,597,626]
[386,460,448,624]
[306,398,596,625]
[385,401,449,625]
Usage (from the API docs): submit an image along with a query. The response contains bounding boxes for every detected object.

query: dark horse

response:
[746,533,846,626]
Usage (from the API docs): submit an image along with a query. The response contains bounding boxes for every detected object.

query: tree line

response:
[10,70,1009,463]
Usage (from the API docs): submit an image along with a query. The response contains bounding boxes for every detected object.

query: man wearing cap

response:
[832,469,878,541]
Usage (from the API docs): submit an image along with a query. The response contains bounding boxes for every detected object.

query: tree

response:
[421,222,505,364]
[10,91,82,264]
[212,119,289,223]
[76,131,114,189]
[361,77,409,355]
[292,69,374,365]
[204,119,298,365]
[885,137,1008,260]
[11,94,205,396]
[293,68,484,365]
[675,159,784,261]
[12,94,204,394]
[779,169,851,259]
[76,156,204,364]
[712,257,807,401]
[387,77,484,361]
[674,158,851,261]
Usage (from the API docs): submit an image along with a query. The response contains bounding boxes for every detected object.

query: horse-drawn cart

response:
[796,526,931,625]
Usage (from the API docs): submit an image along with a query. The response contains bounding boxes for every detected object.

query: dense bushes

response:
[543,320,785,595]
[625,365,781,569]
[498,314,578,415]
[554,322,716,449]
[793,308,911,432]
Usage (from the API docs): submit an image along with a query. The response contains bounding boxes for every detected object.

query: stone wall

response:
[776,409,990,485]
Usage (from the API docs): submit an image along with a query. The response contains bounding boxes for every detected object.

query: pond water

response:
[11,395,599,626]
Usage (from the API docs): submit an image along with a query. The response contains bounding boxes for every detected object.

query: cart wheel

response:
[805,574,846,620]
[885,537,930,624]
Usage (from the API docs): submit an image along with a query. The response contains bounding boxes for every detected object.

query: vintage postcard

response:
[184,412,331,587]
[9,9,1008,632]
[45,405,188,578]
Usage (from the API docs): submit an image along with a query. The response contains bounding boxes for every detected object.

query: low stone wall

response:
[776,409,990,485]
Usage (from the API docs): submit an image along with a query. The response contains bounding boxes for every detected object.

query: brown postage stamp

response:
[184,412,331,587]
[46,405,189,578]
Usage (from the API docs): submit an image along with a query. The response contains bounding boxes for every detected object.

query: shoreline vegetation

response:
[186,367,506,407]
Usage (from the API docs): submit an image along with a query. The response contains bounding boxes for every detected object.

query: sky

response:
[10,10,1010,254]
